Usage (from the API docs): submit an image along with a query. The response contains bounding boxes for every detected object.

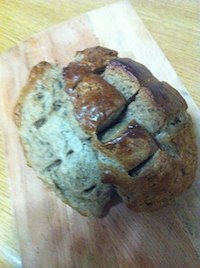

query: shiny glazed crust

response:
[14,46,197,215]
[64,46,197,212]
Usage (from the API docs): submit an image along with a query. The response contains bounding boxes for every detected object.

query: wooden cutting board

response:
[0,1,200,267]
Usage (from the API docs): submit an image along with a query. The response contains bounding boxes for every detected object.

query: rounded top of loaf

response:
[14,46,197,216]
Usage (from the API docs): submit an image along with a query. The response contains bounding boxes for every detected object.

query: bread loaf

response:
[14,46,197,216]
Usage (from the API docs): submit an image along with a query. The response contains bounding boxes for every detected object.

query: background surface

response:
[0,1,199,267]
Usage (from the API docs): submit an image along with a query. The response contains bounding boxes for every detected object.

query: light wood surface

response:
[0,1,199,267]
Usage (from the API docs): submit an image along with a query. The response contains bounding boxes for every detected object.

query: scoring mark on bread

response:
[97,90,140,142]
[128,153,154,176]
[127,90,140,104]
[97,107,127,142]
[14,47,197,216]
[93,66,106,75]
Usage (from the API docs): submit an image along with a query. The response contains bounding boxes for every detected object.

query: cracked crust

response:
[100,56,197,211]
[65,47,197,212]
[14,46,197,215]
[65,71,126,133]
[96,120,158,170]
[101,118,197,212]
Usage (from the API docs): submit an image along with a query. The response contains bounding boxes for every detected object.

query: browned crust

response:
[64,48,197,213]
[14,46,197,215]
[95,120,158,170]
[110,58,187,115]
[75,46,118,72]
[102,118,197,212]
[70,74,126,133]
[14,60,110,217]
[63,62,91,89]
[63,63,126,133]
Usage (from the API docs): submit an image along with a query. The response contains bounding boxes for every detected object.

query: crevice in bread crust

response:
[95,87,170,164]
[67,55,186,178]
[125,111,191,178]
[97,109,183,178]
[128,153,155,176]
[101,59,190,162]
[14,47,197,216]
[127,90,140,104]
[97,90,140,142]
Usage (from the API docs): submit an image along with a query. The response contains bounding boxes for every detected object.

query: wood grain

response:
[0,0,199,267]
